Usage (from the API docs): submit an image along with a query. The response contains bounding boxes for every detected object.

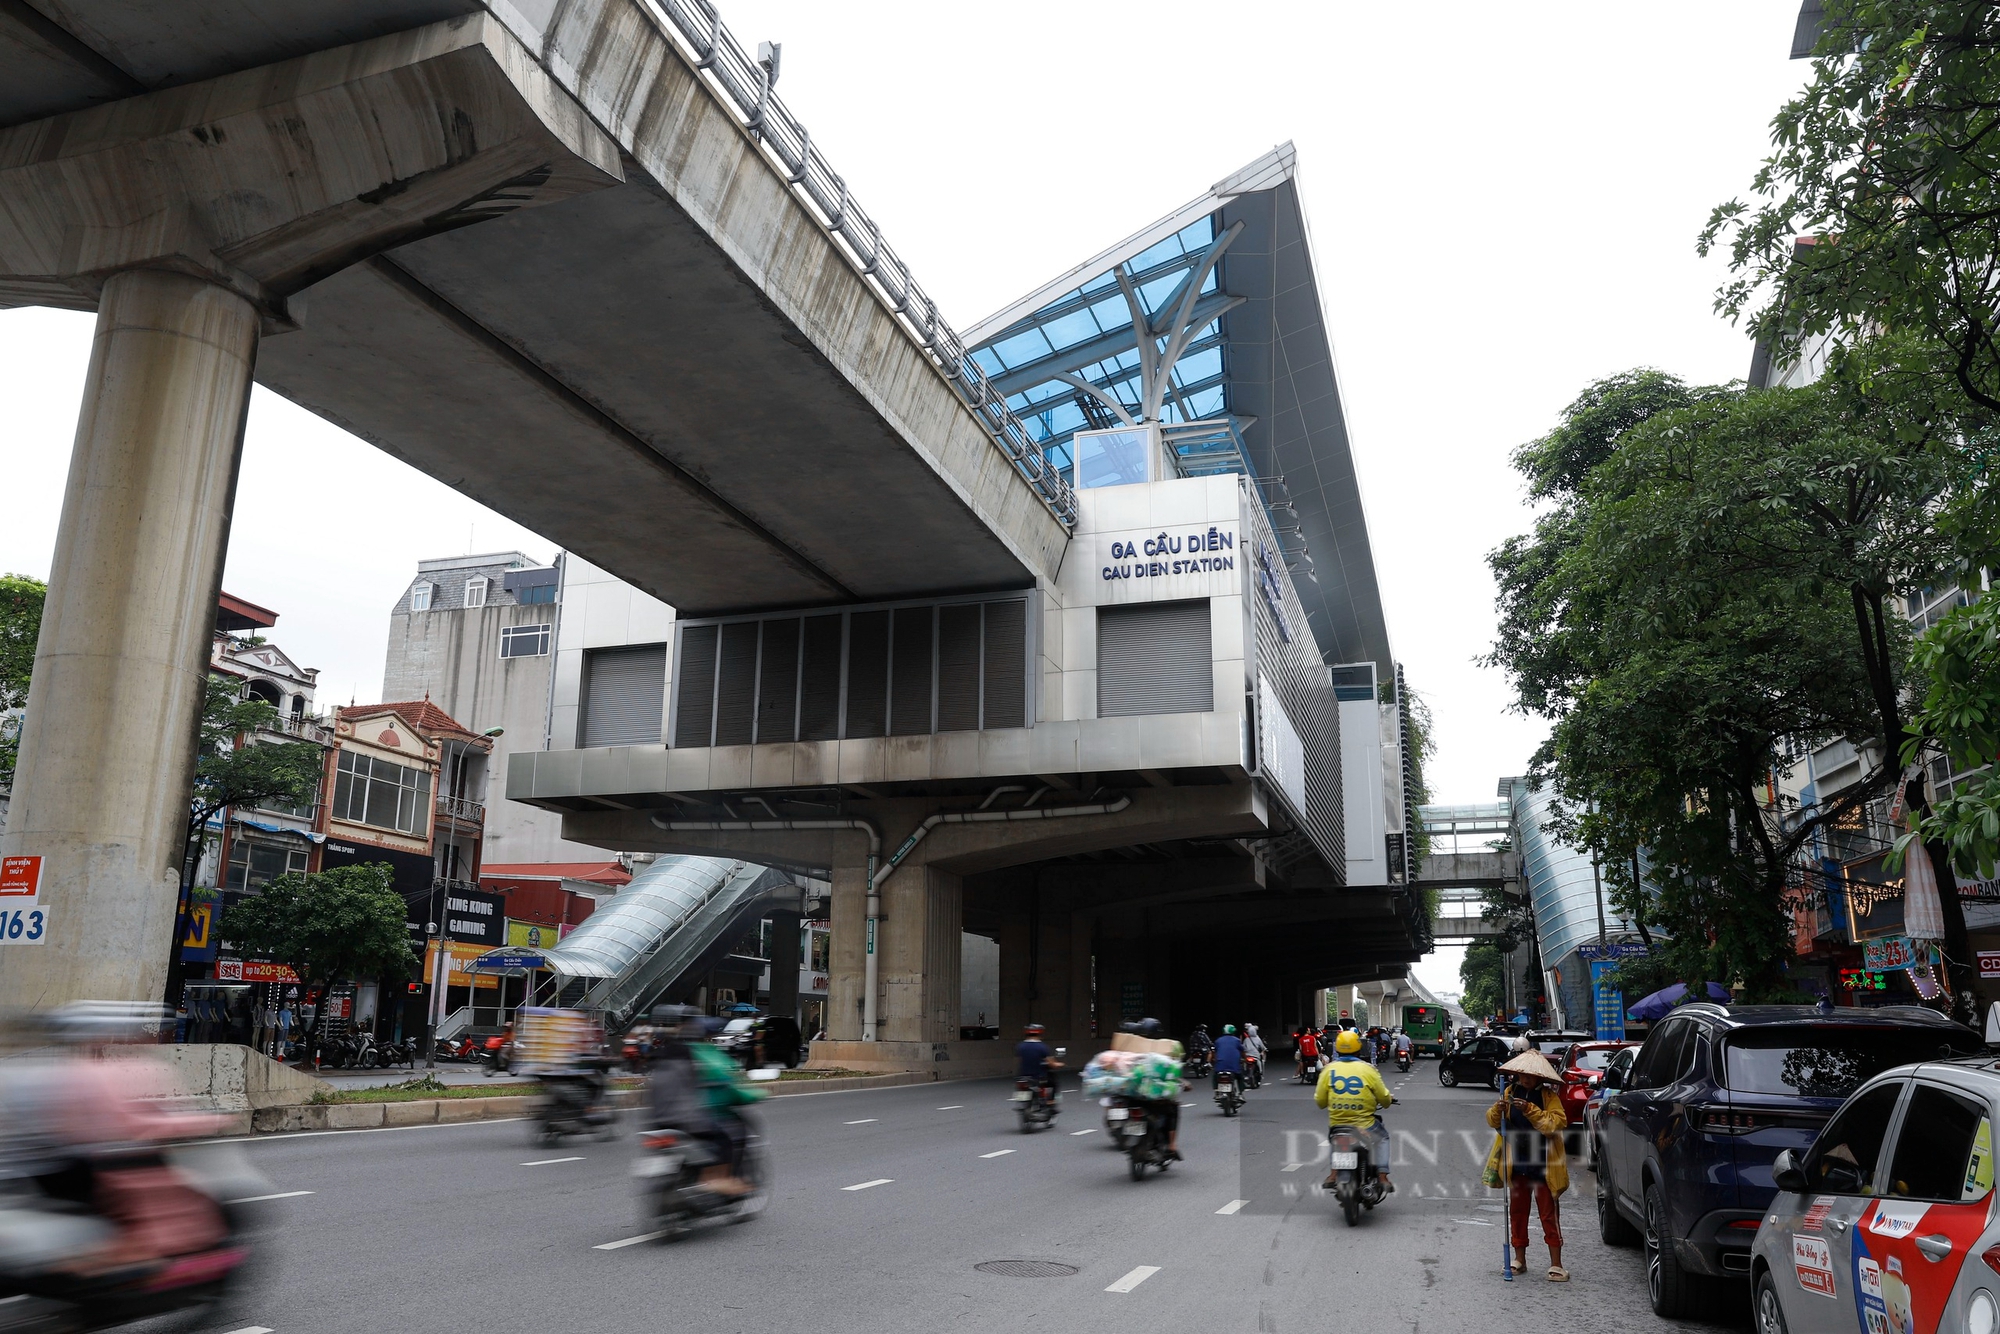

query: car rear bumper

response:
[1678,1209,1764,1277]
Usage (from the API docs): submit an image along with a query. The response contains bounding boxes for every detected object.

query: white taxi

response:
[1752,1059,2000,1334]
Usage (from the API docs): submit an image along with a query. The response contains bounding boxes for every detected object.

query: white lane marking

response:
[1105,1265,1161,1293]
[594,1232,664,1250]
[222,1327,275,1334]
[844,1119,878,1125]
[1216,1199,1248,1215]
[843,1178,894,1191]
[936,1105,964,1110]
[980,1149,1016,1159]
[520,1156,584,1166]
[1071,1128,1096,1136]
[1452,1218,1495,1226]
[227,1190,315,1204]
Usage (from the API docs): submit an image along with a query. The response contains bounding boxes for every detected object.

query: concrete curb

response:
[243,1070,999,1133]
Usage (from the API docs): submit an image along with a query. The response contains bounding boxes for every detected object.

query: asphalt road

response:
[177,1060,1751,1334]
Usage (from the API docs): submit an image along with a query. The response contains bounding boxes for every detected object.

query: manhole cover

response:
[975,1260,1079,1278]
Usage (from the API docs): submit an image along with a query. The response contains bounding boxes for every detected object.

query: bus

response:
[1401,1004,1449,1058]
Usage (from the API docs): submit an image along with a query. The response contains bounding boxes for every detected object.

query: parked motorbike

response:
[1012,1047,1064,1133]
[1325,1124,1388,1227]
[1213,1070,1244,1117]
[633,1120,768,1241]
[1104,1096,1174,1180]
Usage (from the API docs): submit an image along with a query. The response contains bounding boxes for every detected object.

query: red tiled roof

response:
[480,862,633,886]
[215,591,278,631]
[339,700,486,743]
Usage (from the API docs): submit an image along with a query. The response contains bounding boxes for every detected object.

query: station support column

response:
[0,270,259,1009]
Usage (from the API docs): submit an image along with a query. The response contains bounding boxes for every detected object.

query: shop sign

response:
[1590,961,1625,1042]
[505,918,562,950]
[0,855,42,896]
[1961,876,2000,902]
[1862,935,1918,971]
[1843,854,1906,941]
[424,940,499,989]
[443,889,505,946]
[241,961,299,984]
[1979,951,2000,980]
[1577,942,1650,961]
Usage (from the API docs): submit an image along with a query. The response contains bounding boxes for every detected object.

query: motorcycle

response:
[0,1138,270,1331]
[1298,1051,1322,1084]
[1016,1048,1064,1136]
[1104,1096,1174,1180]
[1243,1055,1263,1089]
[1213,1070,1244,1117]
[535,1065,618,1146]
[1183,1049,1212,1080]
[1325,1124,1388,1227]
[633,1119,768,1241]
[1395,1049,1411,1073]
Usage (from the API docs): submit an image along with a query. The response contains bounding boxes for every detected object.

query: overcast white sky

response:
[0,2,1812,994]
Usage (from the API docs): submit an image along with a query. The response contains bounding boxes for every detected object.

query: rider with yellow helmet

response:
[1316,1028,1396,1192]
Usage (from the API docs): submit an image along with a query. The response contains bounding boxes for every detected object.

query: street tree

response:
[1490,366,1963,998]
[216,863,414,1042]
[0,574,45,789]
[1704,1,2000,420]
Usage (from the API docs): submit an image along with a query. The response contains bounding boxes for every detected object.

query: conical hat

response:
[1498,1050,1560,1081]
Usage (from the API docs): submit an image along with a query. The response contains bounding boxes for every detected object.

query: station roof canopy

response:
[965,143,1392,674]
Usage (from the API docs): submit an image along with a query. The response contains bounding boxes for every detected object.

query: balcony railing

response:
[260,714,333,745]
[436,794,485,825]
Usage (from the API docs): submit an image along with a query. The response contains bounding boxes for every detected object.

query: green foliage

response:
[183,675,324,882]
[1489,365,1957,997]
[1460,940,1509,1021]
[1704,1,2000,419]
[1910,597,2000,876]
[1403,683,1437,873]
[216,862,414,989]
[0,574,45,789]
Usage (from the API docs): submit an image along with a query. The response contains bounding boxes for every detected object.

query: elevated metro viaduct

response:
[0,0,1425,1049]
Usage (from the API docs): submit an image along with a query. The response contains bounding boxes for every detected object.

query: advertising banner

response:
[1590,961,1625,1042]
[505,918,563,950]
[1979,951,2000,980]
[1863,935,1918,971]
[424,940,499,989]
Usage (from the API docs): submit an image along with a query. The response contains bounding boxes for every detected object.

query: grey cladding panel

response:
[714,621,758,746]
[1097,601,1212,718]
[845,611,889,739]
[799,614,843,741]
[673,625,716,747]
[582,644,667,748]
[756,618,800,743]
[890,607,934,736]
[937,604,980,733]
[982,600,1026,729]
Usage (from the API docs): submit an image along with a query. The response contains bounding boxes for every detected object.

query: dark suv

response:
[1592,1003,1981,1319]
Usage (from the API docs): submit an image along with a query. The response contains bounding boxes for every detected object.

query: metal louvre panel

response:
[673,625,717,747]
[891,606,935,735]
[982,600,1026,728]
[756,618,800,743]
[799,614,843,741]
[936,604,980,732]
[1247,525,1345,877]
[1097,601,1212,718]
[715,621,759,746]
[845,610,889,738]
[582,644,668,748]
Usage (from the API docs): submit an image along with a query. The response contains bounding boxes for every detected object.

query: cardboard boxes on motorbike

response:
[1108,1032,1179,1057]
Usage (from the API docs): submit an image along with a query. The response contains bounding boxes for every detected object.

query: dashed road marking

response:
[845,1119,878,1125]
[936,1105,964,1110]
[1071,1128,1096,1136]
[843,1178,893,1191]
[1217,1200,1248,1215]
[594,1232,664,1250]
[222,1327,274,1334]
[1106,1265,1161,1293]
[227,1190,314,1203]
[1453,1218,1495,1226]
[980,1149,1016,1158]
[521,1156,583,1166]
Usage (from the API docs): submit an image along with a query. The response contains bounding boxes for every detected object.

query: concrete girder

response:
[0,15,622,317]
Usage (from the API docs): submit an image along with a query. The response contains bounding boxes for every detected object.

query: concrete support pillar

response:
[1,270,258,1009]
[879,864,960,1044]
[827,863,867,1041]
[765,909,801,1019]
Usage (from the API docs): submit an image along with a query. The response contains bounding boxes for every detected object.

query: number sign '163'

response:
[0,855,49,944]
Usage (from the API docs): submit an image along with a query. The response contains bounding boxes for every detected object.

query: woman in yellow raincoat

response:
[1483,1049,1570,1282]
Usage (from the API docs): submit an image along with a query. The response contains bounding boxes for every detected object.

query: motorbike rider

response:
[1296,1025,1320,1073]
[1212,1024,1244,1089]
[1242,1022,1267,1084]
[1123,1018,1184,1160]
[1016,1023,1062,1101]
[1186,1023,1214,1059]
[1316,1029,1396,1194]
[644,1006,749,1197]
[1394,1030,1414,1063]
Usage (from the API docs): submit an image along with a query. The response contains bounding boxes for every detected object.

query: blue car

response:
[1592,1002,1981,1319]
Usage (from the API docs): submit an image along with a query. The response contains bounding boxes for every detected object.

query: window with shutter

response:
[581,644,667,747]
[1097,601,1212,717]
